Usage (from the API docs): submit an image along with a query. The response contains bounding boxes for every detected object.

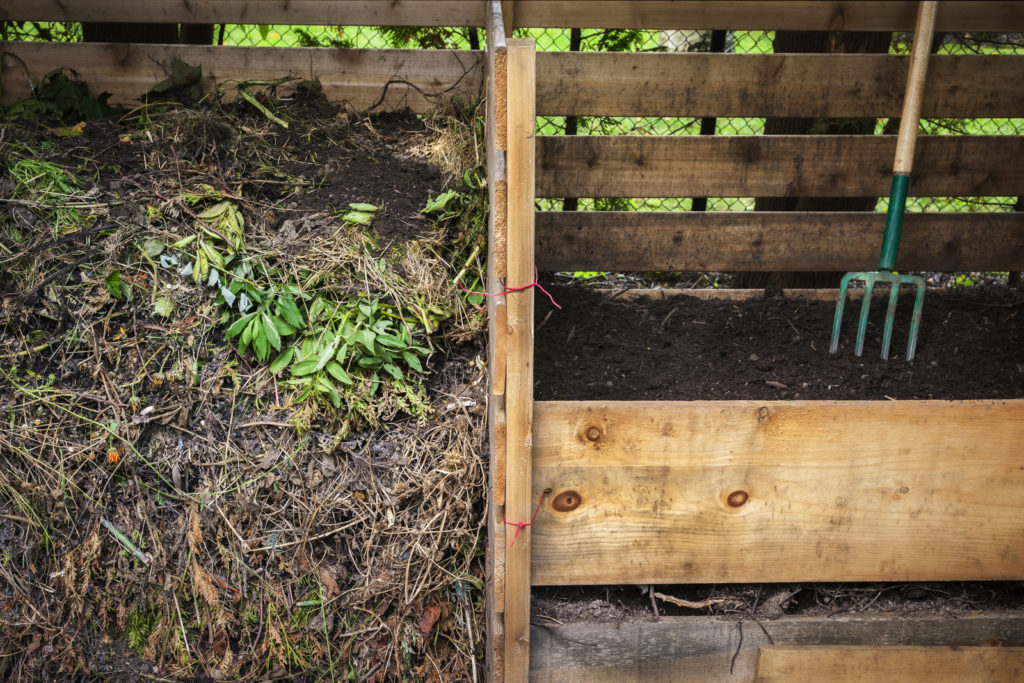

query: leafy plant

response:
[3,68,123,123]
[339,202,378,226]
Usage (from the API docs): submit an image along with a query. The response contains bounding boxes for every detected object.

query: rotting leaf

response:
[416,602,441,638]
[318,566,340,600]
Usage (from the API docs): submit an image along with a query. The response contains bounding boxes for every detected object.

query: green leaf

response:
[276,296,304,328]
[316,375,341,408]
[290,359,320,376]
[352,329,375,354]
[269,347,294,374]
[341,210,375,225]
[357,356,382,369]
[225,313,255,339]
[240,318,256,351]
[376,333,405,349]
[105,271,123,299]
[270,315,296,337]
[382,363,402,380]
[402,351,423,373]
[254,330,269,362]
[348,203,377,212]
[139,238,164,257]
[335,342,349,363]
[422,190,458,214]
[262,313,282,351]
[238,87,289,128]
[325,361,353,385]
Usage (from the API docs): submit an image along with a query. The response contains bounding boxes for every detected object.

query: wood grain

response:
[503,38,536,683]
[536,135,1024,199]
[0,42,483,112]
[0,1,485,26]
[512,1,1024,31]
[534,211,1024,272]
[530,613,1024,682]
[531,400,1024,585]
[535,53,1023,118]
[755,645,1024,682]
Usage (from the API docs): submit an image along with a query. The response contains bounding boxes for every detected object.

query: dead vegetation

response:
[1,86,489,679]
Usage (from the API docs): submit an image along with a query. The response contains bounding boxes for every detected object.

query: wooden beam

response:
[0,1,486,26]
[503,38,536,682]
[534,211,1024,272]
[0,42,483,112]
[485,2,509,680]
[755,645,1024,682]
[530,613,1024,682]
[536,53,1024,118]
[536,135,1024,199]
[512,1,1024,31]
[531,400,1024,585]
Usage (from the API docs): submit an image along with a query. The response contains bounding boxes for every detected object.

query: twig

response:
[101,517,151,564]
[654,591,727,609]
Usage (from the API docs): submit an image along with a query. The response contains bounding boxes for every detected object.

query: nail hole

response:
[727,490,749,508]
[899,486,909,494]
[584,425,602,442]
[758,407,769,423]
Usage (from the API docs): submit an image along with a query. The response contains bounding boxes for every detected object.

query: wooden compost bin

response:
[484,2,1024,681]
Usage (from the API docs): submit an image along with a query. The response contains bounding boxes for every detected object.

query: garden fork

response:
[830,0,937,362]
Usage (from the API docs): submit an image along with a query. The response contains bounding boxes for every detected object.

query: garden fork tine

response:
[830,0,936,362]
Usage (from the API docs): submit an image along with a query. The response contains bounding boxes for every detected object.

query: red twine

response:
[504,489,549,546]
[458,267,561,309]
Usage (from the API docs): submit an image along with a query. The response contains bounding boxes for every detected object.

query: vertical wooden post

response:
[485,4,509,680]
[503,37,535,682]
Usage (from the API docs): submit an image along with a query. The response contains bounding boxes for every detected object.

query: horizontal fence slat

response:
[532,400,1024,585]
[536,135,1024,199]
[514,1,1024,31]
[0,42,484,112]
[754,646,1024,683]
[537,53,1024,118]
[535,211,1024,272]
[0,1,485,26]
[531,615,1024,682]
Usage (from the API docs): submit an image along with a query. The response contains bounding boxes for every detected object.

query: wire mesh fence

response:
[3,20,1021,220]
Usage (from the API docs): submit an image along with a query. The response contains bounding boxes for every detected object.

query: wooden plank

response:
[534,211,1024,272]
[512,1,1024,31]
[536,135,1024,199]
[755,645,1024,683]
[531,400,1024,585]
[530,613,1024,682]
[0,1,485,26]
[0,42,484,112]
[485,4,508,680]
[536,53,1024,118]
[503,38,535,683]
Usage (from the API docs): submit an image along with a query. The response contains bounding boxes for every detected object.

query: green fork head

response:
[829,271,926,362]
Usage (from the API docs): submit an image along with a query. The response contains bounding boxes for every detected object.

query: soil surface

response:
[535,284,1024,401]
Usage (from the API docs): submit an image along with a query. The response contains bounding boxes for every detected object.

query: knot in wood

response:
[584,425,602,442]
[727,490,749,508]
[552,490,582,512]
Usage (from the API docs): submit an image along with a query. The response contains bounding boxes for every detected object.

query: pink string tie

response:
[504,489,550,547]
[458,267,561,309]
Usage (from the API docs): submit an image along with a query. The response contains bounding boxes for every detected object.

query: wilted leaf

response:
[153,297,174,318]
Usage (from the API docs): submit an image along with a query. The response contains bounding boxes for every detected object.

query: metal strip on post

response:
[502,37,536,682]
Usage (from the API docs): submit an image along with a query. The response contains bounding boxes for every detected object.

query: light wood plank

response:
[531,613,1024,682]
[513,1,1024,31]
[503,37,536,682]
[536,135,1024,199]
[755,645,1024,683]
[536,53,1024,118]
[531,400,1024,585]
[534,211,1024,272]
[0,42,483,112]
[0,1,485,26]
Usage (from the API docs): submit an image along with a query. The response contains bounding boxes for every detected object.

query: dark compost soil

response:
[535,284,1024,401]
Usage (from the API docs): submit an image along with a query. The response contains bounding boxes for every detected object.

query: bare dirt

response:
[535,284,1024,401]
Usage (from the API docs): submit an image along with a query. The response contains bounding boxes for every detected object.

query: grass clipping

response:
[0,91,488,679]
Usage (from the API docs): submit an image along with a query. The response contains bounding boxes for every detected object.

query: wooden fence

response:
[484,1,1024,681]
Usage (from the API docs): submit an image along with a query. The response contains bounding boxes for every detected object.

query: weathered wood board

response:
[0,42,483,112]
[534,211,1024,272]
[530,613,1024,682]
[536,135,1024,199]
[531,400,1024,585]
[536,53,1024,118]
[754,645,1024,682]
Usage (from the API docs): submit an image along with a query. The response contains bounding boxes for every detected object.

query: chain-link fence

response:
[3,20,1021,220]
